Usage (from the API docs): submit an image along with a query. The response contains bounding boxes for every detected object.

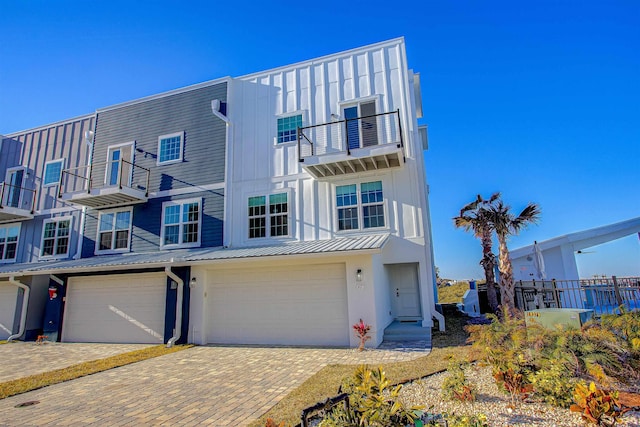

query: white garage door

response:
[207,263,349,346]
[0,283,18,340]
[63,273,166,344]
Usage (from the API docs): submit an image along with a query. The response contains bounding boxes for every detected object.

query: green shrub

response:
[441,412,489,427]
[601,307,640,353]
[441,359,476,402]
[320,365,423,427]
[528,362,578,408]
[466,308,535,405]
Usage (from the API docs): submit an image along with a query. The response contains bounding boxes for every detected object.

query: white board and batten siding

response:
[62,273,166,344]
[0,283,18,339]
[207,263,349,346]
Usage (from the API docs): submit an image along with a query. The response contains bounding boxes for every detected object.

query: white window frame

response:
[157,131,184,165]
[160,197,202,249]
[0,223,21,263]
[42,158,65,187]
[95,207,133,254]
[40,216,73,259]
[334,180,387,233]
[105,141,135,187]
[274,111,306,145]
[338,95,382,150]
[246,190,292,240]
[4,166,26,209]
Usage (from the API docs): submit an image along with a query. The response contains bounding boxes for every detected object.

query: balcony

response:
[298,110,405,179]
[58,159,150,209]
[0,182,36,223]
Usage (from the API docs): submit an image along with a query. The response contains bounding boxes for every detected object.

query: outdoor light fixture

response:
[190,277,197,288]
[356,269,363,282]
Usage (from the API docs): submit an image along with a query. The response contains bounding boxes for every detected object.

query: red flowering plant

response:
[353,319,371,351]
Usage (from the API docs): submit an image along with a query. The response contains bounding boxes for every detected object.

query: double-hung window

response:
[248,192,289,239]
[97,208,132,253]
[336,181,385,231]
[248,196,266,238]
[277,114,302,144]
[43,159,64,187]
[41,217,71,258]
[0,224,20,262]
[161,198,201,248]
[157,132,184,165]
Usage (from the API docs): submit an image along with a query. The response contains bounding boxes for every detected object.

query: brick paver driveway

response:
[0,345,428,426]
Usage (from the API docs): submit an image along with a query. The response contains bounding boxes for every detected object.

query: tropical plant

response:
[353,319,371,351]
[570,382,630,426]
[529,362,578,408]
[453,193,501,312]
[441,358,476,402]
[600,307,640,353]
[485,200,540,310]
[320,365,423,427]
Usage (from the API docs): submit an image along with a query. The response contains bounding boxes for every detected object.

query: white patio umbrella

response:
[533,241,547,280]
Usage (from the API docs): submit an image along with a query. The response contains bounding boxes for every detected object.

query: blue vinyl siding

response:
[82,189,224,257]
[91,82,228,193]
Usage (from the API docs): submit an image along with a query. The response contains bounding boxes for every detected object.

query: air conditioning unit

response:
[525,308,594,330]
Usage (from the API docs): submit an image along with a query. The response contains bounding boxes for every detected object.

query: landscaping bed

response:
[401,364,640,426]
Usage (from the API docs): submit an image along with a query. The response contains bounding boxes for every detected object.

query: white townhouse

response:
[189,37,442,347]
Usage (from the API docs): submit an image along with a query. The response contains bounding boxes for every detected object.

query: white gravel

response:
[400,365,640,427]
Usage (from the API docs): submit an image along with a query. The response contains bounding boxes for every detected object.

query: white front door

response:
[388,264,422,319]
[106,144,133,187]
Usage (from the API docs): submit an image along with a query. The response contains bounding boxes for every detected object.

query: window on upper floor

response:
[41,217,71,258]
[96,208,132,254]
[43,159,65,187]
[157,132,184,165]
[336,181,385,231]
[248,192,289,239]
[0,224,20,262]
[161,198,201,248]
[277,115,302,144]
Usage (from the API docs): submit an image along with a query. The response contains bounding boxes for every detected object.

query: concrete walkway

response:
[0,344,429,426]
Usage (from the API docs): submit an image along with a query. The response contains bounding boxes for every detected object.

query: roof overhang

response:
[511,216,640,260]
[0,234,390,278]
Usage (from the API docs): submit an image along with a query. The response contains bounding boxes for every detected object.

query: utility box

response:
[525,308,594,330]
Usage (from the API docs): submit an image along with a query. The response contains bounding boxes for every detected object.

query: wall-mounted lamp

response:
[356,269,363,282]
[190,277,197,288]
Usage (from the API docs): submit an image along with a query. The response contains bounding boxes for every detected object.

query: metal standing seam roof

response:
[0,234,390,277]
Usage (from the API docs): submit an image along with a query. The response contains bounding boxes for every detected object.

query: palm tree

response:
[487,201,541,311]
[453,193,501,312]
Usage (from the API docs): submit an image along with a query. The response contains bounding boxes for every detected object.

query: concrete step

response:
[382,320,432,343]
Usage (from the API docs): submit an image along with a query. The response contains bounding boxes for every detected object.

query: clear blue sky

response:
[1,1,638,279]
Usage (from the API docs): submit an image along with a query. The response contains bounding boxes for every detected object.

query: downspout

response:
[212,95,233,248]
[165,266,183,348]
[7,276,29,342]
[74,129,95,259]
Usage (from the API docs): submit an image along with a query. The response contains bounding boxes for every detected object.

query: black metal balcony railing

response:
[297,110,404,162]
[58,159,150,201]
[0,182,37,214]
